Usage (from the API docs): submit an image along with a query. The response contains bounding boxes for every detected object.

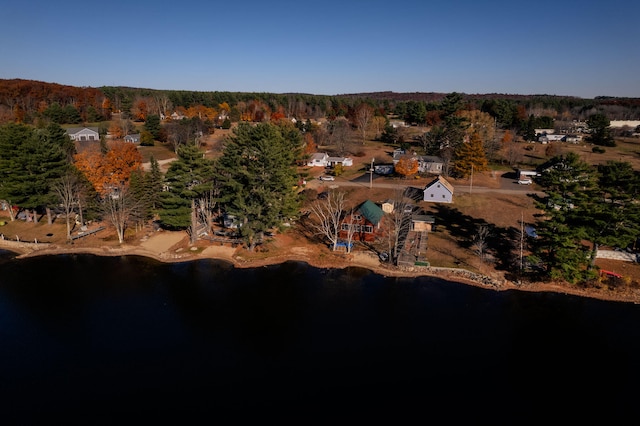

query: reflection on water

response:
[1,252,639,423]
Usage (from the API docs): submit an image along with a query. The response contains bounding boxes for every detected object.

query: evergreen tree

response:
[585,161,640,262]
[532,152,598,283]
[159,143,215,242]
[214,122,302,250]
[587,113,615,147]
[144,114,162,139]
[147,156,164,212]
[0,123,69,222]
[45,122,76,162]
[452,131,488,178]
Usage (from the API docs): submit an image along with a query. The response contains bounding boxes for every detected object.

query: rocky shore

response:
[3,230,640,305]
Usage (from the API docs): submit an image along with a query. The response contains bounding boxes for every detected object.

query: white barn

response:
[423,176,454,203]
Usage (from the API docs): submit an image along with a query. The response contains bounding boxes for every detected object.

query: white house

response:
[306,153,353,167]
[307,153,329,167]
[423,176,454,203]
[65,127,99,141]
[327,156,353,167]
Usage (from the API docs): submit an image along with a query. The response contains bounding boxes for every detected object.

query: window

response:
[442,194,446,198]
[364,225,373,233]
[430,194,434,198]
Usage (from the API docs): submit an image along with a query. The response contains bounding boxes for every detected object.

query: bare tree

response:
[354,103,374,145]
[340,207,359,253]
[504,140,522,166]
[308,190,346,251]
[165,122,190,153]
[471,224,491,264]
[379,190,414,264]
[102,184,139,244]
[154,94,172,118]
[52,172,84,240]
[328,118,352,156]
[371,116,386,140]
[196,187,219,238]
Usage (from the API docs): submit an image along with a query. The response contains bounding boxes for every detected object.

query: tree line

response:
[0,120,305,250]
[2,79,639,134]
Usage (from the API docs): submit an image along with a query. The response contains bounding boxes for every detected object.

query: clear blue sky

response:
[2,0,639,98]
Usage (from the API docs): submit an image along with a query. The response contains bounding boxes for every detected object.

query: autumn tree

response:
[371,116,387,140]
[459,110,499,161]
[303,132,317,156]
[452,131,488,178]
[73,141,142,196]
[109,117,135,139]
[132,97,149,121]
[394,155,419,178]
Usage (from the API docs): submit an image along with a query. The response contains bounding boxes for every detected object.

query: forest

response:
[2,78,640,132]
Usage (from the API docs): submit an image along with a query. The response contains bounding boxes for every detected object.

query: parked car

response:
[319,175,335,181]
[518,179,532,185]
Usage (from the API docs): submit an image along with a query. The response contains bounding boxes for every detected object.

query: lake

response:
[1,251,639,424]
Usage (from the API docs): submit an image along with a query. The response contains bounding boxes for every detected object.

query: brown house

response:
[339,200,385,243]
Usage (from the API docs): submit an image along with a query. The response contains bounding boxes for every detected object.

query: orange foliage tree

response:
[304,132,317,155]
[395,156,419,178]
[73,141,142,196]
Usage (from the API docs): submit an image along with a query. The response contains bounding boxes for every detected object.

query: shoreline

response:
[3,236,640,305]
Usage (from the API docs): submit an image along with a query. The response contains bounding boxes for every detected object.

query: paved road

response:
[308,173,545,196]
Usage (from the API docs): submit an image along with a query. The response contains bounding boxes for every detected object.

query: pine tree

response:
[0,123,70,223]
[214,122,302,250]
[159,143,215,243]
[532,152,599,283]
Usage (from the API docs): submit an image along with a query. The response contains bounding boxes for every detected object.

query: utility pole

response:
[369,157,375,189]
[520,211,524,273]
[469,164,473,194]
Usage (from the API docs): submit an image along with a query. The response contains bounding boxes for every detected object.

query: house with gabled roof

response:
[307,152,329,167]
[339,199,385,243]
[124,133,141,143]
[423,176,454,203]
[392,148,443,175]
[65,127,99,142]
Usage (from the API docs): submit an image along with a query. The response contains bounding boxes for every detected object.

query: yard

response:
[3,126,640,297]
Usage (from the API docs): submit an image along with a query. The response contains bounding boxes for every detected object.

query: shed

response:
[411,214,435,232]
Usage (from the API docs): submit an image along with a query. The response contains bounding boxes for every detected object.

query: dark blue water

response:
[1,250,639,424]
